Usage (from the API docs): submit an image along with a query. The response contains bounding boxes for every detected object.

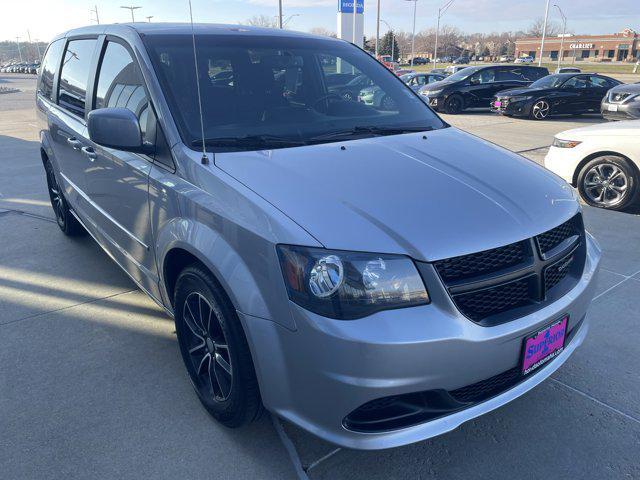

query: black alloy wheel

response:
[174,265,263,427]
[445,94,464,114]
[44,160,84,236]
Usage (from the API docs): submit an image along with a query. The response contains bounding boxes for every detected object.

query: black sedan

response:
[491,73,621,120]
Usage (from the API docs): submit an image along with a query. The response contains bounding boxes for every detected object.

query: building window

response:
[581,50,590,59]
[594,50,599,57]
[550,50,558,60]
[608,50,615,58]
[529,51,536,59]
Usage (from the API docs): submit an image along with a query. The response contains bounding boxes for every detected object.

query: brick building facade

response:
[515,28,638,62]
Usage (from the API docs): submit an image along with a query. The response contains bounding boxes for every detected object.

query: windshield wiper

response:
[309,125,434,142]
[192,134,307,149]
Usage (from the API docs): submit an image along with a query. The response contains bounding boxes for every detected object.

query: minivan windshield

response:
[143,34,446,151]
[530,75,566,89]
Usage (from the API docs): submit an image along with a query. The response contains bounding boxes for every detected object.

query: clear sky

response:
[2,0,639,43]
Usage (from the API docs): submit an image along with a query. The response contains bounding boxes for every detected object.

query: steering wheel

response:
[312,93,345,110]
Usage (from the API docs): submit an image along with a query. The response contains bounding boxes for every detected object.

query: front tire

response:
[530,100,551,120]
[577,155,638,211]
[444,94,464,114]
[44,159,85,236]
[174,265,263,427]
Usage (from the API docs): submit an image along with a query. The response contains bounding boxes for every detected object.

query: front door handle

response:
[81,146,97,161]
[67,137,82,150]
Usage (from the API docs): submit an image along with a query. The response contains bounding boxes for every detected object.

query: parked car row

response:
[0,62,40,74]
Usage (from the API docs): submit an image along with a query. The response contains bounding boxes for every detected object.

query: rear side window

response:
[94,41,153,142]
[58,38,98,117]
[38,39,64,100]
[521,67,547,81]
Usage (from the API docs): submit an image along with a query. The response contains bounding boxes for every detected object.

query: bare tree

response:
[244,15,278,28]
[309,27,336,38]
[527,18,561,37]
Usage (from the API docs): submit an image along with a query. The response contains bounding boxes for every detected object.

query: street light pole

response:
[278,0,283,29]
[16,37,23,62]
[375,0,381,57]
[120,5,142,22]
[405,0,418,67]
[554,4,566,70]
[380,19,395,61]
[538,0,550,66]
[433,0,454,69]
[146,15,154,22]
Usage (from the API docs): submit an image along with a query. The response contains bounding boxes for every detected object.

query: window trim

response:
[56,34,101,121]
[37,39,65,102]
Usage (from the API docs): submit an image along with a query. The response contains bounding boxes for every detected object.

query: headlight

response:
[277,245,429,319]
[552,138,582,149]
[421,89,442,96]
[509,95,533,102]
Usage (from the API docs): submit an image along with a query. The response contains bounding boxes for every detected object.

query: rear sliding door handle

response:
[81,146,97,161]
[66,137,82,150]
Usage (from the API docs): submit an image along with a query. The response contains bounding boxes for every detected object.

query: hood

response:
[215,128,578,262]
[498,86,548,97]
[610,82,640,94]
[556,119,640,139]
[422,79,457,91]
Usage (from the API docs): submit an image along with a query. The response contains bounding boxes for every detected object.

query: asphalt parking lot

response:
[1,74,639,480]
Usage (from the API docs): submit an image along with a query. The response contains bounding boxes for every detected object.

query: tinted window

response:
[470,68,496,84]
[588,76,612,88]
[143,34,445,151]
[95,41,153,142]
[562,75,590,89]
[38,39,64,100]
[58,39,97,117]
[497,67,526,81]
[531,74,566,89]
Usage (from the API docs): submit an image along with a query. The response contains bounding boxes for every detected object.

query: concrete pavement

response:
[1,74,639,480]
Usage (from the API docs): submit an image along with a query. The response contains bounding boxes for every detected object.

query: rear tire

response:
[44,159,85,236]
[444,94,464,114]
[174,264,263,427]
[577,155,639,211]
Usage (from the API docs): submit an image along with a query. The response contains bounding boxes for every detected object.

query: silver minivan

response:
[37,23,601,450]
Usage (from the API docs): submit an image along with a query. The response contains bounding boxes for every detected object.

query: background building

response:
[515,28,638,62]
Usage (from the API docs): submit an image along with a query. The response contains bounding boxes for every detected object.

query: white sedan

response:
[545,120,640,210]
[514,56,534,64]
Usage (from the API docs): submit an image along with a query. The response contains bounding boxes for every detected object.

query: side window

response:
[497,67,524,82]
[58,38,98,117]
[38,39,64,100]
[95,41,153,142]
[589,76,609,88]
[470,68,496,84]
[563,76,589,89]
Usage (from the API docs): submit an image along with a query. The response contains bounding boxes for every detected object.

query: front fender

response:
[155,217,297,331]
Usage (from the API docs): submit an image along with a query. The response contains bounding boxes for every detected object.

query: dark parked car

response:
[411,57,429,65]
[329,74,374,101]
[419,64,548,114]
[601,82,640,121]
[453,56,469,64]
[491,73,621,120]
[400,72,445,92]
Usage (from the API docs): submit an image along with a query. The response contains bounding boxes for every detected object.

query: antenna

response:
[188,0,209,165]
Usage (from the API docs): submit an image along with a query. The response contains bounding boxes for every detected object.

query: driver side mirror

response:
[87,108,150,153]
[469,77,480,85]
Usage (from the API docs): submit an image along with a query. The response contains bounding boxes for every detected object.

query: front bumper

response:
[491,98,532,117]
[601,100,640,121]
[420,94,444,111]
[242,235,600,450]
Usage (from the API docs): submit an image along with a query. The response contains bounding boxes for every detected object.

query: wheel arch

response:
[156,218,296,331]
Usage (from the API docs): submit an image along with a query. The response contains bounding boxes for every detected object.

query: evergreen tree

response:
[379,31,400,61]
